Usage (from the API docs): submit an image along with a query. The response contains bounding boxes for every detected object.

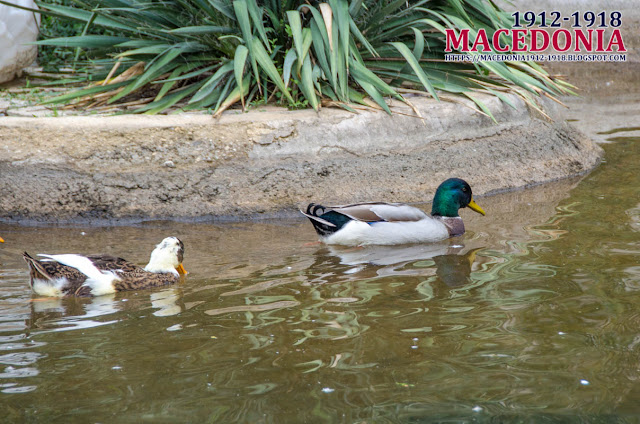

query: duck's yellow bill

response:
[467,198,486,216]
[176,263,188,275]
[0,237,4,243]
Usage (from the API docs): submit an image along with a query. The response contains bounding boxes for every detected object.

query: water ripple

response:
[0,138,638,419]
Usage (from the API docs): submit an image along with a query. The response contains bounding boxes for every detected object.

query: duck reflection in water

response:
[325,241,484,287]
[25,286,185,333]
[432,247,483,288]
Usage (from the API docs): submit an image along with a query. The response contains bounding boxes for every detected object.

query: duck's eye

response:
[462,187,467,192]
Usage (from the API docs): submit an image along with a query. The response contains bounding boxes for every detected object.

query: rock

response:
[0,1,40,84]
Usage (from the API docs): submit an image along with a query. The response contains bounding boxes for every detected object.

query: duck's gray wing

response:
[328,202,429,222]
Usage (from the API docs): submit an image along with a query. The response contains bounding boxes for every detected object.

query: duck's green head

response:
[431,178,486,217]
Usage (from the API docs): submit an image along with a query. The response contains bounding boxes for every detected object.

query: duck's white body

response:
[324,218,450,246]
[37,253,121,297]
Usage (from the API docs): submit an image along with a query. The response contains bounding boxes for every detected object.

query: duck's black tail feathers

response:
[300,203,351,237]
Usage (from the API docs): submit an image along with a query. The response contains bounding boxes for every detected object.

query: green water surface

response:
[0,137,639,423]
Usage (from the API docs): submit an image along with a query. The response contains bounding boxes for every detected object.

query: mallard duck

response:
[23,237,187,297]
[301,178,485,246]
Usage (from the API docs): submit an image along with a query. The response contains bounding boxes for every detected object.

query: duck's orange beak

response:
[176,263,188,275]
[0,237,4,243]
[467,198,486,216]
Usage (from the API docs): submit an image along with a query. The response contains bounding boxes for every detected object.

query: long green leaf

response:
[308,5,331,49]
[349,16,377,57]
[208,0,237,20]
[463,92,497,123]
[330,0,350,70]
[155,66,184,101]
[153,63,215,83]
[352,77,391,114]
[233,0,262,90]
[250,37,294,103]
[286,10,305,74]
[116,40,166,49]
[234,44,249,108]
[41,80,130,105]
[299,55,319,111]
[389,42,439,100]
[481,87,517,109]
[312,63,323,93]
[141,81,205,114]
[34,2,138,33]
[35,36,130,48]
[190,61,234,104]
[348,0,364,17]
[233,1,253,44]
[116,46,171,57]
[309,19,331,79]
[349,59,399,98]
[246,0,270,52]
[411,27,425,60]
[412,18,448,35]
[168,26,237,35]
[283,49,297,89]
[334,30,347,100]
[301,29,313,68]
[448,0,474,26]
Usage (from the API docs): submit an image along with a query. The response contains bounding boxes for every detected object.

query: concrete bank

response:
[0,93,602,223]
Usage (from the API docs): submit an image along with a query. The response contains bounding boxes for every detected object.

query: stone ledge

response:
[0,93,603,223]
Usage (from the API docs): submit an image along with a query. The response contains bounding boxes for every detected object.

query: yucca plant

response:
[3,0,573,117]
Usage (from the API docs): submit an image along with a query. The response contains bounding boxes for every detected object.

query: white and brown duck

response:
[23,237,187,297]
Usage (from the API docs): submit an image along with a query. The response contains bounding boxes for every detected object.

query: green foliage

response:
[38,0,87,70]
[4,0,572,116]
[37,0,124,72]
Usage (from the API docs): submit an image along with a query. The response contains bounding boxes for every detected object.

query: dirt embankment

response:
[0,94,602,223]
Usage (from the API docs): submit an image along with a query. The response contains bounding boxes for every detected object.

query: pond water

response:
[0,136,639,423]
